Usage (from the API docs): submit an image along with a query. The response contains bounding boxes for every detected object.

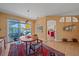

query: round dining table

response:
[20,36,33,55]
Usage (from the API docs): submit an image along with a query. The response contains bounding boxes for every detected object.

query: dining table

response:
[20,36,33,55]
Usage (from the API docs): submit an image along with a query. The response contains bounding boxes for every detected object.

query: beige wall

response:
[35,17,47,41]
[35,16,79,42]
[61,19,79,41]
[1,11,79,42]
[0,12,35,38]
[47,16,79,41]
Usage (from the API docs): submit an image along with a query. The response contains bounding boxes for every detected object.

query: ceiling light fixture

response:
[27,9,30,19]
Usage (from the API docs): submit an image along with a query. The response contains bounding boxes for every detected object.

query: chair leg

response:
[40,45,43,55]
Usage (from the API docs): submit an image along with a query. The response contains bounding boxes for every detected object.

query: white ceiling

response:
[0,3,79,19]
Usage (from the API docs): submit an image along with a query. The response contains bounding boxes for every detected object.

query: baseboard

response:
[54,39,62,42]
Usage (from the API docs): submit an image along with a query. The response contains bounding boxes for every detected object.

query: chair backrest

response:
[31,39,42,45]
[62,38,68,42]
[30,39,43,50]
[72,38,78,42]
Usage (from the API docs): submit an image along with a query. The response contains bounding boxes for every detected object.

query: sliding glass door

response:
[7,19,32,42]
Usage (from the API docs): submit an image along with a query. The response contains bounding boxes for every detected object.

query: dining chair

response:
[62,38,68,42]
[28,39,43,56]
[72,38,78,42]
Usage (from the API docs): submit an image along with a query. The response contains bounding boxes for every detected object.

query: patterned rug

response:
[8,43,65,56]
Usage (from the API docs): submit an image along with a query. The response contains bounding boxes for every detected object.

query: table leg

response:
[26,42,27,55]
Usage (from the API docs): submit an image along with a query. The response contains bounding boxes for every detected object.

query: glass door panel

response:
[8,20,32,42]
[8,20,20,42]
[20,22,32,36]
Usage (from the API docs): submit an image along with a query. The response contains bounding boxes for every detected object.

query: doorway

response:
[47,20,56,41]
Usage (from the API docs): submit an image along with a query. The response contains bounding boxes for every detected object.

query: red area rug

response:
[8,43,65,56]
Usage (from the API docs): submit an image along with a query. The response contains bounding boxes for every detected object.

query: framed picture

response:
[36,25,43,32]
[63,25,77,31]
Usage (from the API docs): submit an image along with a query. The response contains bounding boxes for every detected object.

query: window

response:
[66,17,72,22]
[59,17,65,22]
[72,17,78,22]
[20,22,32,36]
[60,17,78,22]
